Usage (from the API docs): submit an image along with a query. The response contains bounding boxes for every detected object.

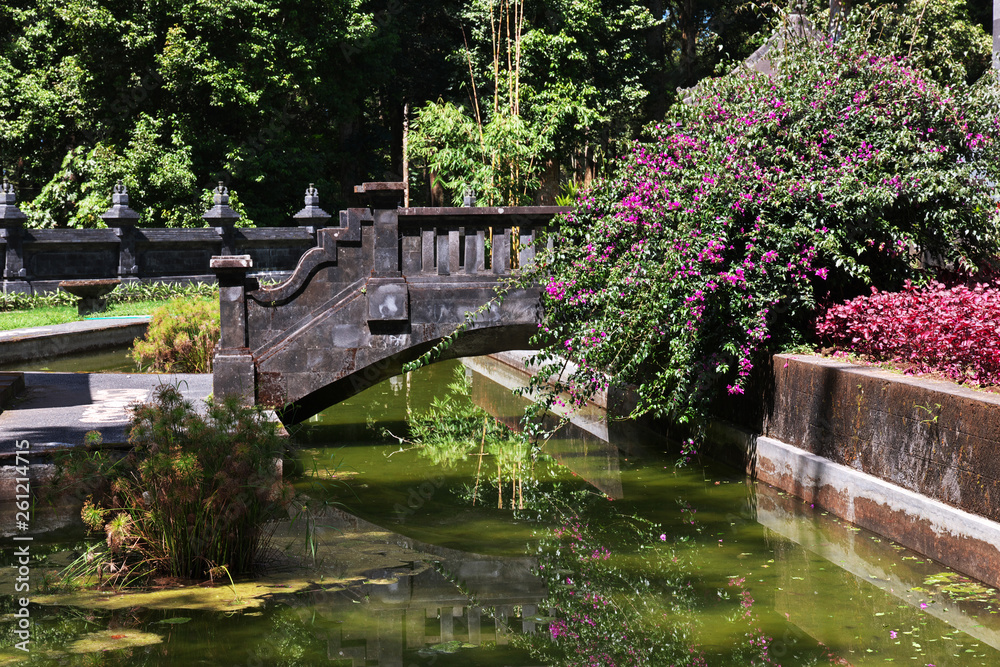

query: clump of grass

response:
[131,298,219,373]
[66,385,292,583]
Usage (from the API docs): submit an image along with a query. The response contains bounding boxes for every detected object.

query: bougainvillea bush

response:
[816,281,1000,386]
[525,34,1000,455]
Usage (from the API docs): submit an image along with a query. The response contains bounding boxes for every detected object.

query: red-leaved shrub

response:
[815,282,1000,386]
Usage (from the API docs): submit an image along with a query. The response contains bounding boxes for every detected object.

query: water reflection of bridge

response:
[291,566,546,666]
[280,509,547,666]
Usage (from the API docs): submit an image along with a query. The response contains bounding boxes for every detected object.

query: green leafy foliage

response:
[0,0,380,227]
[66,385,292,581]
[131,297,219,373]
[844,0,992,84]
[408,0,666,204]
[410,100,546,206]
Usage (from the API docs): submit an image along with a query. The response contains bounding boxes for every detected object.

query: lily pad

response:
[154,617,192,625]
[66,629,163,654]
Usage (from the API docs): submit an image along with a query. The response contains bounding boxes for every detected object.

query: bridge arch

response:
[211,182,566,424]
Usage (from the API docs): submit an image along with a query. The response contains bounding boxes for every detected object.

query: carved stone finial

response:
[213,181,231,204]
[294,182,331,226]
[203,180,240,223]
[0,175,26,222]
[102,180,140,223]
[463,187,476,207]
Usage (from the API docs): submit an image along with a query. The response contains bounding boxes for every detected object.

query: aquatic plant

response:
[816,281,1000,386]
[131,297,220,373]
[69,384,292,582]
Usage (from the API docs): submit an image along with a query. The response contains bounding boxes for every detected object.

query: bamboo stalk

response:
[472,416,487,506]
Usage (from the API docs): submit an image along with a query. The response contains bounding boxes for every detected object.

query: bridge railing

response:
[397,207,558,277]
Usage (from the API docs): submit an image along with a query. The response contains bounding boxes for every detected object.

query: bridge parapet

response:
[212,182,568,423]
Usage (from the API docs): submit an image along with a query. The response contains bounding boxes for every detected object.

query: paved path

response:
[0,372,213,454]
[0,318,211,454]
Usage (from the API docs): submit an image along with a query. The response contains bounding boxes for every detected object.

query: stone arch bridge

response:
[211,182,567,424]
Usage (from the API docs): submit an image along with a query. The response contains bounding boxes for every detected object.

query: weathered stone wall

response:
[710,353,1000,589]
[761,354,1000,522]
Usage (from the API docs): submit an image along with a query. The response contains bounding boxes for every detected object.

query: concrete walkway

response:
[0,317,212,455]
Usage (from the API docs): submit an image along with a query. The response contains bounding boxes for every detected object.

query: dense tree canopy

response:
[0,0,777,225]
[0,0,992,226]
[0,0,394,226]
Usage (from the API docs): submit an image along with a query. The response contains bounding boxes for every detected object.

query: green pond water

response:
[4,357,1000,666]
[0,345,140,373]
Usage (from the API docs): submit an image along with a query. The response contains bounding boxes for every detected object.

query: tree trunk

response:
[644,0,671,121]
[678,0,698,84]
[537,159,559,205]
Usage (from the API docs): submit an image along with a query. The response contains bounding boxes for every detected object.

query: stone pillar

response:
[355,181,404,277]
[101,181,141,283]
[0,177,28,294]
[203,182,241,255]
[211,255,255,405]
[354,182,409,324]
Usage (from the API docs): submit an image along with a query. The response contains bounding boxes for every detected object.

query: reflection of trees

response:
[1,602,328,666]
[512,490,814,667]
[394,366,539,510]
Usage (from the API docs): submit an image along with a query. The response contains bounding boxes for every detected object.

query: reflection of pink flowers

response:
[890,630,897,639]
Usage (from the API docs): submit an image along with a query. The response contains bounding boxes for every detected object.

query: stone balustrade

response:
[0,179,324,293]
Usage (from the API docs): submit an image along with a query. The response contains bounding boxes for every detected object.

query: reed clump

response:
[72,385,292,583]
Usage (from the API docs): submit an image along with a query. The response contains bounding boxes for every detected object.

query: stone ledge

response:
[750,432,1000,590]
[763,353,1000,523]
[0,320,149,365]
[710,353,1000,590]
